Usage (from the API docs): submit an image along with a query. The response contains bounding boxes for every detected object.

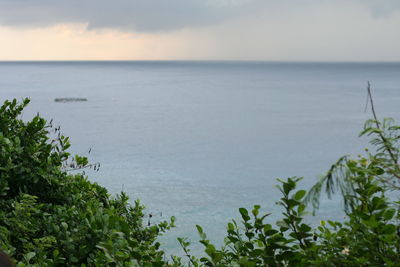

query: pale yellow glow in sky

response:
[0,24,187,60]
[0,2,399,61]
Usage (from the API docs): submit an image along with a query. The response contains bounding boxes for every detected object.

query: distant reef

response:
[54,97,87,102]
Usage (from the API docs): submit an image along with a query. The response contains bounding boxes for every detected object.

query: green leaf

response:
[383,209,396,221]
[239,208,250,221]
[196,225,203,234]
[382,224,396,235]
[61,222,68,229]
[252,205,260,217]
[294,190,306,201]
[26,252,36,261]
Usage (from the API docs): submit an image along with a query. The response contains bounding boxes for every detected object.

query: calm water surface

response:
[1,61,399,254]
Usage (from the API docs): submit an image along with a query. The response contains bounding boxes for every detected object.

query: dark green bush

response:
[0,99,175,266]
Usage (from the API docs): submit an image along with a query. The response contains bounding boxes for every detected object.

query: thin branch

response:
[367,82,399,178]
[367,81,379,124]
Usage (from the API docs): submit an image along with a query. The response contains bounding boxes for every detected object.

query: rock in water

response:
[54,98,88,103]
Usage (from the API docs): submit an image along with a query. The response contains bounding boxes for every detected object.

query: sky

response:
[0,0,399,61]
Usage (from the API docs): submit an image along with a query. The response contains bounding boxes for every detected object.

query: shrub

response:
[0,99,175,266]
[176,98,400,266]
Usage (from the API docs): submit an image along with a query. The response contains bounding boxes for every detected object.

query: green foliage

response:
[180,173,399,266]
[177,117,400,265]
[179,178,315,266]
[1,98,400,266]
[306,117,400,212]
[0,99,174,266]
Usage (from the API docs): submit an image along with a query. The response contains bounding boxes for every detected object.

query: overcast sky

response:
[0,0,399,61]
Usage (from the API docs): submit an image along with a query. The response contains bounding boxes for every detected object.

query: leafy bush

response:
[0,99,175,266]
[175,99,400,266]
[177,174,399,266]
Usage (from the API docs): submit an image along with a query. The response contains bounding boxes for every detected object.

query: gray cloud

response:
[0,0,257,32]
[0,0,398,32]
[364,0,400,18]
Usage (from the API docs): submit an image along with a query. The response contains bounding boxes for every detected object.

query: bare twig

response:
[366,81,400,179]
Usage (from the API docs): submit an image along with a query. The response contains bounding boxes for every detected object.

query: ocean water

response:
[0,61,399,254]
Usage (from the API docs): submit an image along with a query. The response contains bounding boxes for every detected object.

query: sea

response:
[0,61,399,255]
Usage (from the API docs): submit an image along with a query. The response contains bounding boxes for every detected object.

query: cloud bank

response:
[0,0,399,33]
[0,0,399,61]
[0,0,258,32]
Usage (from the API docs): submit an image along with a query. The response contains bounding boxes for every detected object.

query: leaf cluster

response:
[0,99,175,266]
[176,114,400,266]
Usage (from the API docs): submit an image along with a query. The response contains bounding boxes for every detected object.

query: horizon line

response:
[0,59,400,64]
